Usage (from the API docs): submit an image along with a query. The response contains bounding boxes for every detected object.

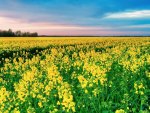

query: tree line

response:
[0,29,38,37]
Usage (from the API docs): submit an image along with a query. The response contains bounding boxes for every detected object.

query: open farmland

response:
[0,37,150,113]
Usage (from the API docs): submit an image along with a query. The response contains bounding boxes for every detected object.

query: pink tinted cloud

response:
[0,16,148,36]
[0,16,111,35]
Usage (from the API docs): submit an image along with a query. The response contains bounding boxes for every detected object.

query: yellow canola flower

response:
[57,82,75,112]
[27,106,36,113]
[22,71,35,82]
[63,55,69,64]
[134,82,145,95]
[50,108,58,113]
[13,108,20,113]
[0,87,9,104]
[38,102,43,108]
[115,109,126,113]
[51,48,58,56]
[78,75,88,88]
[14,79,28,101]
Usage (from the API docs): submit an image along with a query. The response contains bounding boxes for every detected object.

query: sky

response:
[0,0,150,36]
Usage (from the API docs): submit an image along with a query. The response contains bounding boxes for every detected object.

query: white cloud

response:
[105,10,150,19]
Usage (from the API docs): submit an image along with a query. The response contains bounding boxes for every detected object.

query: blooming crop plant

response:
[0,37,150,113]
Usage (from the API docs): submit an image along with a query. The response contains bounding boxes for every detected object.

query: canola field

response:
[0,37,150,113]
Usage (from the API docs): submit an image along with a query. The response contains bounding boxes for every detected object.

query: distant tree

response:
[30,32,38,37]
[15,30,22,36]
[0,29,38,37]
[7,29,15,37]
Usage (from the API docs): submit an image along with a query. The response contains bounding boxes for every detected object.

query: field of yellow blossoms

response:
[0,37,150,113]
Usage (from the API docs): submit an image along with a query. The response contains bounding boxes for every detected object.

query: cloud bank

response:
[0,0,150,35]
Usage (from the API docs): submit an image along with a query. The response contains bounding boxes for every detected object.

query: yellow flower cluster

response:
[134,82,145,95]
[78,75,88,88]
[115,109,126,113]
[0,87,9,109]
[57,82,75,112]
